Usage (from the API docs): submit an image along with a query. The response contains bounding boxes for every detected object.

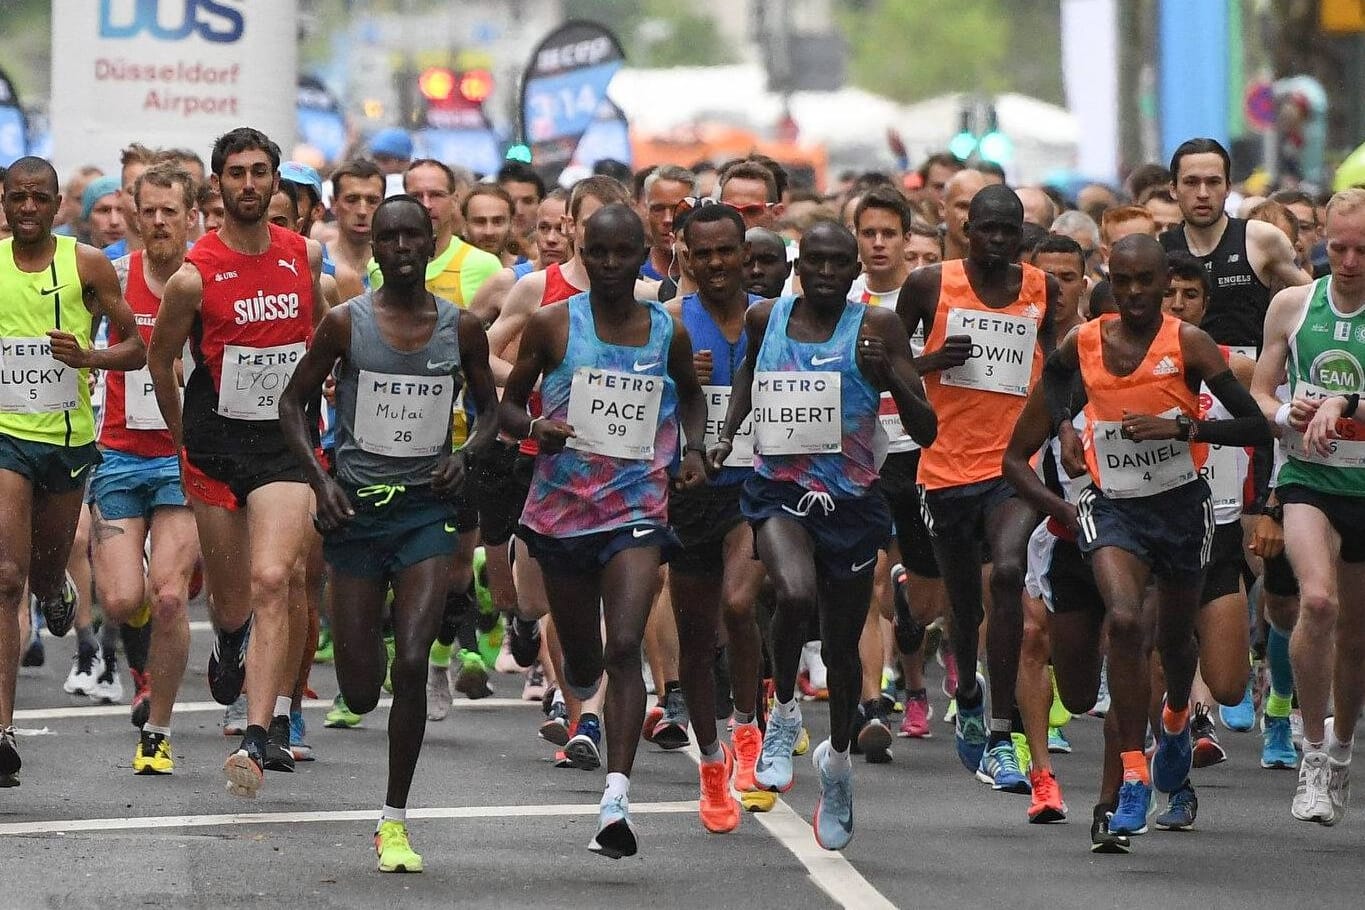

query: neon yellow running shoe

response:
[1012,731,1033,775]
[792,725,810,756]
[127,599,152,629]
[133,731,173,774]
[324,694,362,729]
[313,628,334,664]
[374,820,423,873]
[1048,666,1071,729]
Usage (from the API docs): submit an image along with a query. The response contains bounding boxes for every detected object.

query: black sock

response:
[122,622,151,673]
[244,724,268,748]
[956,679,983,710]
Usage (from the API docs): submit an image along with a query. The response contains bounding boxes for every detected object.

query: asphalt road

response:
[4,613,1364,909]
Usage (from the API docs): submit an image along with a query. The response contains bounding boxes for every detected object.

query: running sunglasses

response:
[674,197,767,219]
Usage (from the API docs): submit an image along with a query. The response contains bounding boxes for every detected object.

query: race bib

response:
[1201,444,1246,514]
[216,342,306,421]
[698,385,754,467]
[0,337,80,413]
[565,367,663,460]
[352,370,455,458]
[879,391,917,454]
[124,366,167,430]
[1284,381,1365,468]
[752,371,841,455]
[940,308,1037,397]
[1091,409,1198,499]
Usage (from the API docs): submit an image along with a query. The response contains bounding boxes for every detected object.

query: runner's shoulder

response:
[901,262,943,303]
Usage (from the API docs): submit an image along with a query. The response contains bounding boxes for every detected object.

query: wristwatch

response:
[1174,414,1194,441]
[1263,502,1284,523]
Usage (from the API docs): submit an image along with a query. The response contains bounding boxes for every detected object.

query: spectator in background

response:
[916,152,965,222]
[161,148,206,189]
[1077,182,1120,224]
[1246,199,1304,292]
[975,160,1007,185]
[369,128,413,177]
[691,161,718,198]
[593,158,632,186]
[52,165,104,237]
[196,182,225,236]
[1269,189,1321,267]
[1017,186,1058,229]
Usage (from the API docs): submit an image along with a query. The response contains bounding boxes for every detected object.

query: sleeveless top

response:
[100,251,175,457]
[1198,345,1251,525]
[1161,218,1270,353]
[680,291,759,487]
[519,262,585,456]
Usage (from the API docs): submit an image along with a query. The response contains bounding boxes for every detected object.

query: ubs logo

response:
[99,0,245,43]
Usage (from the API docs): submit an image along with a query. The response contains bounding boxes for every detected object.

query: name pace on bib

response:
[751,371,841,455]
[218,342,306,420]
[566,367,663,460]
[940,308,1037,397]
[0,337,79,413]
[353,371,455,458]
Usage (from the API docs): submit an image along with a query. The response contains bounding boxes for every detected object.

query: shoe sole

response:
[699,801,741,834]
[811,801,852,851]
[898,729,932,738]
[1261,758,1296,770]
[652,724,690,750]
[1192,741,1227,768]
[858,724,893,763]
[223,752,262,798]
[455,668,492,700]
[134,763,173,775]
[1028,805,1067,823]
[377,860,423,873]
[0,773,19,788]
[975,770,1031,794]
[588,820,637,859]
[739,790,777,812]
[539,720,570,747]
[564,739,601,771]
[755,766,794,793]
[1090,836,1131,854]
[291,748,315,762]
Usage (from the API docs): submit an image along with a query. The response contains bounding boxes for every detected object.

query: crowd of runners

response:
[1,123,1364,871]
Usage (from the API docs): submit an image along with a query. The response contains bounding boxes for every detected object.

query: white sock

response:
[603,772,630,805]
[821,741,852,773]
[1328,729,1354,764]
[274,695,292,718]
[774,699,800,721]
[380,803,406,823]
[698,741,723,763]
[144,723,171,737]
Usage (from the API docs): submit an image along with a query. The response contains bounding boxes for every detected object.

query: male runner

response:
[713,220,936,850]
[469,190,571,327]
[941,169,989,261]
[497,161,546,253]
[719,162,784,231]
[640,165,695,282]
[148,128,327,797]
[744,227,791,300]
[328,158,385,280]
[461,184,517,265]
[81,176,126,249]
[1252,188,1365,826]
[897,185,1059,795]
[0,156,145,787]
[103,143,157,260]
[905,222,943,273]
[501,203,708,858]
[94,163,202,774]
[280,193,498,872]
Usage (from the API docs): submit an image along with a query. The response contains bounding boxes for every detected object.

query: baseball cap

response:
[370,128,413,160]
[279,161,324,203]
[81,175,122,221]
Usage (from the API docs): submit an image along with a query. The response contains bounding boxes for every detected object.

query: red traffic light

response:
[458,69,493,104]
[419,67,456,102]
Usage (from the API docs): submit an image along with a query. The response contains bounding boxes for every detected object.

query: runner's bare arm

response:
[487,270,546,384]
[710,300,772,472]
[306,238,328,324]
[1038,272,1062,356]
[1042,327,1085,475]
[62,244,144,372]
[859,307,936,447]
[280,304,353,527]
[321,273,341,309]
[1251,284,1313,427]
[898,264,969,374]
[147,263,202,450]
[456,311,499,460]
[668,317,708,488]
[332,259,366,302]
[498,304,573,452]
[1249,218,1312,290]
[469,267,516,327]
[1003,385,1077,534]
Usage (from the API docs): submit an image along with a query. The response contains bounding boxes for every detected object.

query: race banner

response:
[50,0,297,174]
[0,67,27,166]
[297,74,346,164]
[572,97,632,171]
[519,21,626,181]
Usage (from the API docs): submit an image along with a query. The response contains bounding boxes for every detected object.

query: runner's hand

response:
[312,476,355,532]
[47,330,91,368]
[675,451,707,491]
[1303,395,1345,456]
[924,334,972,372]
[694,349,714,385]
[432,451,467,496]
[1250,512,1284,559]
[1051,501,1080,538]
[707,439,733,475]
[1286,395,1319,433]
[1120,411,1179,441]
[1057,422,1087,478]
[532,418,576,454]
[856,328,891,386]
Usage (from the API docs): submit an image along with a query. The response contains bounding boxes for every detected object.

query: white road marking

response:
[0,801,697,837]
[683,742,895,909]
[13,697,537,721]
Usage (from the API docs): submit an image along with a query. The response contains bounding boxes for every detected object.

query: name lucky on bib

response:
[940,308,1037,397]
[0,336,80,413]
[565,367,663,460]
[751,371,841,455]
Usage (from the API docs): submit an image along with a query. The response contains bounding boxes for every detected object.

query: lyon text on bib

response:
[940,308,1037,397]
[698,384,755,467]
[565,367,663,460]
[1090,410,1197,499]
[217,342,306,420]
[751,371,841,455]
[0,337,80,413]
[352,370,455,458]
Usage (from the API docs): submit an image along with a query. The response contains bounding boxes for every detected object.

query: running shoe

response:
[375,820,423,873]
[641,702,664,742]
[565,714,602,771]
[1027,768,1067,823]
[263,716,295,772]
[312,627,333,664]
[856,701,893,764]
[653,688,690,750]
[289,709,314,762]
[1152,709,1194,794]
[1012,731,1032,775]
[1047,726,1072,754]
[454,649,493,700]
[954,685,989,772]
[1290,709,1305,750]
[1326,756,1350,826]
[494,630,520,674]
[426,663,452,722]
[1293,751,1334,823]
[1108,776,1153,836]
[802,641,828,691]
[889,563,925,654]
[207,619,250,706]
[899,690,932,738]
[33,571,78,638]
[1261,715,1297,770]
[879,668,904,715]
[793,725,811,756]
[796,669,828,701]
[756,710,802,792]
[552,748,574,769]
[588,794,637,859]
[89,655,124,704]
[0,726,20,788]
[698,743,740,833]
[1090,804,1131,854]
[539,699,570,746]
[977,740,1031,793]
[943,697,958,725]
[63,642,102,696]
[732,722,763,794]
[1047,666,1071,729]
[133,730,174,775]
[521,662,546,703]
[941,653,959,701]
[1220,677,1256,732]
[21,603,44,667]
[224,737,265,798]
[1191,703,1227,768]
[812,740,855,851]
[507,615,541,669]
[1090,664,1111,717]
[222,695,247,735]
[1154,779,1198,830]
[129,668,151,729]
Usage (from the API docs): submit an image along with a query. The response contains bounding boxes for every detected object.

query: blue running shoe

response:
[1047,726,1072,754]
[289,709,314,762]
[1261,715,1297,770]
[812,740,854,850]
[1151,716,1193,794]
[565,714,602,771]
[1154,779,1198,830]
[1220,679,1256,732]
[756,709,803,792]
[588,794,637,859]
[954,702,989,773]
[1108,777,1153,836]
[975,740,1031,793]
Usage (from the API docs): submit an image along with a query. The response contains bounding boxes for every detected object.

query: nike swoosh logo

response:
[40,284,68,296]
[427,360,458,372]
[632,527,655,538]
[444,523,457,533]
[811,355,842,366]
[632,360,660,372]
[850,556,876,572]
[70,464,90,479]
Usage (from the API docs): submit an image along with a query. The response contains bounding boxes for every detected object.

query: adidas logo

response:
[1152,356,1179,376]
[1021,304,1042,319]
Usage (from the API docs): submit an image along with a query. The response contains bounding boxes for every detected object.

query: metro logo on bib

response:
[752,371,841,455]
[940,308,1037,397]
[0,337,80,414]
[216,341,305,420]
[701,385,754,467]
[565,367,663,460]
[124,365,168,430]
[352,370,454,458]
[1090,409,1197,499]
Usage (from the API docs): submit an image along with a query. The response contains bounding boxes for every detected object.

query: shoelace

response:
[75,648,96,675]
[701,758,730,800]
[733,726,761,763]
[358,483,406,507]
[1168,786,1196,815]
[1116,779,1148,817]
[992,741,1021,773]
[782,490,835,518]
[763,714,801,759]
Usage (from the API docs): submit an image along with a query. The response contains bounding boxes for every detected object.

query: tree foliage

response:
[563,0,737,68]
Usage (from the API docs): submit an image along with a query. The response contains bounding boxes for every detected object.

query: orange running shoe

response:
[699,743,740,833]
[642,703,664,742]
[732,722,762,791]
[1027,767,1068,823]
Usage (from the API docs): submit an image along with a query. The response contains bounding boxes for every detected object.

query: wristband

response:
[528,416,543,437]
[1344,393,1361,419]
[1274,402,1292,428]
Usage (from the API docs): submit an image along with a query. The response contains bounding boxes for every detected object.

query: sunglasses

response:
[674,197,767,219]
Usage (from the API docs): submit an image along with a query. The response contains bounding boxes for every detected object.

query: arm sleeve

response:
[1198,370,1274,446]
[1043,348,1081,430]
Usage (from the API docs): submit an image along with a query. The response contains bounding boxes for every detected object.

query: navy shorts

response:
[669,482,748,577]
[1076,479,1214,582]
[517,522,680,577]
[1200,522,1245,606]
[741,475,891,580]
[468,440,533,546]
[88,449,186,520]
[0,434,101,495]
[876,451,939,579]
[322,483,463,580]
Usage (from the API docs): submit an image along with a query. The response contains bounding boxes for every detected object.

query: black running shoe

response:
[207,619,250,706]
[507,615,541,669]
[263,715,296,772]
[0,726,20,787]
[1090,802,1132,854]
[224,735,265,798]
[890,564,925,654]
[35,573,79,638]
